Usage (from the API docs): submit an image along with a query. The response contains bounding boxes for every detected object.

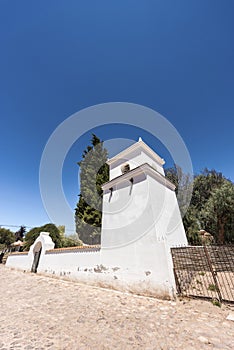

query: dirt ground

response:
[0,265,233,350]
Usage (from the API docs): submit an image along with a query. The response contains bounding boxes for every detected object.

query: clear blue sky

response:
[0,1,233,234]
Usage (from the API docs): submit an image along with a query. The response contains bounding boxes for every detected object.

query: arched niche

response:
[31,241,42,273]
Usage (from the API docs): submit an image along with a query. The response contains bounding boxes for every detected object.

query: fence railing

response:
[171,245,234,303]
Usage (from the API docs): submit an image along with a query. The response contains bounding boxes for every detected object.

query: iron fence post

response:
[203,245,222,302]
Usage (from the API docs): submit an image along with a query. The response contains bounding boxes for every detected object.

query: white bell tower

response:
[100,138,187,298]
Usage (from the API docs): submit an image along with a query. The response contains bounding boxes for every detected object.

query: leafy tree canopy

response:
[166,166,234,245]
[24,223,63,251]
[0,228,15,248]
[62,234,83,248]
[200,181,234,244]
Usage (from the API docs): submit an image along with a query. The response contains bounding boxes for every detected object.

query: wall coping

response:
[45,245,101,254]
[9,251,28,256]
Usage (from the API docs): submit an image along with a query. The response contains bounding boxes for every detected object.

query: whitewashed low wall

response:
[37,246,174,299]
[6,243,176,299]
[39,247,101,280]
[6,232,178,299]
[6,252,32,271]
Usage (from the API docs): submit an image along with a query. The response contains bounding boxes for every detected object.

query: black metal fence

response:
[171,245,234,303]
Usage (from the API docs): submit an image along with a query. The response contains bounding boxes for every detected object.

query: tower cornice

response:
[102,163,175,191]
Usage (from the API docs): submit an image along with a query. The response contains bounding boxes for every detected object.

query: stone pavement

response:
[0,265,233,350]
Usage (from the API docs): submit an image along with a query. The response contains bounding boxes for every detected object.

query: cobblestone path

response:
[0,265,233,350]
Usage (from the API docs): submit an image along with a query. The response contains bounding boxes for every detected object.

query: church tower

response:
[100,138,187,298]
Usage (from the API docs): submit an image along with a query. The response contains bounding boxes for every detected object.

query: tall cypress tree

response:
[75,134,109,244]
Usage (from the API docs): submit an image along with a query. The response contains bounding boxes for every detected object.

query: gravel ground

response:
[0,265,233,350]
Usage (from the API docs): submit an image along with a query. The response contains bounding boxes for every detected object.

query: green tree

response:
[191,169,225,211]
[200,181,234,244]
[57,226,83,247]
[57,225,65,237]
[14,225,26,241]
[165,165,197,243]
[166,166,234,245]
[183,206,201,245]
[62,234,83,247]
[24,223,63,251]
[165,164,193,218]
[191,169,233,244]
[165,165,179,194]
[75,134,109,245]
[0,228,15,248]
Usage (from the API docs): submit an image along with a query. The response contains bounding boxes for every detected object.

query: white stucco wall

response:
[39,249,100,276]
[101,173,151,248]
[6,252,32,270]
[147,175,188,247]
[100,170,187,298]
[6,233,176,299]
[101,168,187,248]
[100,235,176,298]
[39,241,175,298]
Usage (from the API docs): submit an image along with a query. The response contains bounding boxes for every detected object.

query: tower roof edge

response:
[106,139,165,166]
